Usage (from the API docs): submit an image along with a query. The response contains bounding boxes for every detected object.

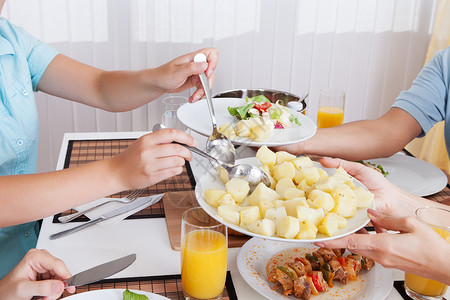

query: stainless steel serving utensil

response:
[194,53,236,165]
[64,253,136,286]
[153,123,270,192]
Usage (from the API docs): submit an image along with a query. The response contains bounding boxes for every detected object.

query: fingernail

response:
[193,95,201,102]
[367,208,379,218]
[314,242,325,248]
[198,62,207,71]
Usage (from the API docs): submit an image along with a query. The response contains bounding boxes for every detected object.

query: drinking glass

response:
[317,88,345,128]
[162,96,188,131]
[404,207,450,300]
[181,207,228,300]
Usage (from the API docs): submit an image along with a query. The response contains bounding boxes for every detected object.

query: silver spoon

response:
[152,123,270,191]
[194,53,236,166]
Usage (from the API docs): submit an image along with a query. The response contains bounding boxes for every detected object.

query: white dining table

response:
[36,131,448,300]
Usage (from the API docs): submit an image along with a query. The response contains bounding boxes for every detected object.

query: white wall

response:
[3,0,438,172]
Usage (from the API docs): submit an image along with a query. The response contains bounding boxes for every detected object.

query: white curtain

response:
[2,0,439,172]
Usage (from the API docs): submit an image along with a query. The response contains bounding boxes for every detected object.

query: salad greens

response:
[227,95,302,129]
[123,289,149,300]
[356,160,389,177]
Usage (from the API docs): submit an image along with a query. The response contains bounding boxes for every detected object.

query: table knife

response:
[64,253,136,286]
[50,193,164,240]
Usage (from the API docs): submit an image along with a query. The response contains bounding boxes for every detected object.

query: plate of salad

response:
[177,96,316,146]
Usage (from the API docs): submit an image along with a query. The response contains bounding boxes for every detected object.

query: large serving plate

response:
[362,153,447,196]
[177,98,316,147]
[237,238,393,300]
[195,157,375,243]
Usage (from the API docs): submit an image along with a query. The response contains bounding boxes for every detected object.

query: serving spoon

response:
[194,53,236,166]
[152,123,270,191]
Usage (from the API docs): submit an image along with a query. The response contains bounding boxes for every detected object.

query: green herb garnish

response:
[356,160,389,177]
[289,114,302,126]
[227,103,254,120]
[123,289,149,300]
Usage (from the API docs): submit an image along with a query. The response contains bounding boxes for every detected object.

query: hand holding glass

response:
[181,207,228,300]
[317,88,345,128]
[404,207,450,300]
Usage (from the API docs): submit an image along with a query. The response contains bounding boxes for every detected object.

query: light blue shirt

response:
[0,18,58,279]
[393,46,450,155]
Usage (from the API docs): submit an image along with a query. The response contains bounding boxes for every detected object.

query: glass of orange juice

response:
[317,88,345,128]
[404,207,450,300]
[181,207,228,300]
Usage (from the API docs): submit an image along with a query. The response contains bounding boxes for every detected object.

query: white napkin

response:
[73,196,157,227]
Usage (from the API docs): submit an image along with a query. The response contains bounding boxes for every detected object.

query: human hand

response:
[315,209,450,285]
[112,128,197,190]
[0,249,76,300]
[153,48,219,102]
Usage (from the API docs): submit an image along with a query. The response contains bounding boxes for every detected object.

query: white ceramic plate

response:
[237,238,393,300]
[177,98,317,147]
[195,157,375,243]
[64,289,169,300]
[362,153,447,196]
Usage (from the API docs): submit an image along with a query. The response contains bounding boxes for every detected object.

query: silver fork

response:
[58,189,146,223]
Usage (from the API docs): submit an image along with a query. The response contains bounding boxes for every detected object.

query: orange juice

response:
[317,106,344,128]
[405,228,450,297]
[181,230,227,299]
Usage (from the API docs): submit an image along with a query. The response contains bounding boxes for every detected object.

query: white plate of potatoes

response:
[195,147,375,243]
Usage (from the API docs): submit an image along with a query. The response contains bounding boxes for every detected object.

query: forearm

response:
[0,158,124,227]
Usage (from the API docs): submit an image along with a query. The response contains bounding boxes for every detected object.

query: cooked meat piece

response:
[346,255,362,274]
[311,271,330,292]
[312,251,325,267]
[362,256,375,270]
[298,257,312,274]
[273,268,294,296]
[317,248,337,262]
[329,259,348,284]
[343,258,357,281]
[332,248,345,258]
[294,275,312,300]
[288,260,306,277]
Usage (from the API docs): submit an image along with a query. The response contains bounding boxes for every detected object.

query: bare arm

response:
[0,129,196,227]
[36,48,219,111]
[275,108,423,160]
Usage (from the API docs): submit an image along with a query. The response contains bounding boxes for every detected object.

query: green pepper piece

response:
[305,253,319,263]
[277,266,296,281]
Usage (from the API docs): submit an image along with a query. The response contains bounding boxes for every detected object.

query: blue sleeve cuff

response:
[27,42,59,92]
[392,100,434,137]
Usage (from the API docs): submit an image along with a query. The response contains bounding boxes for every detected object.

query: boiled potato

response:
[296,220,318,240]
[204,189,227,208]
[301,167,321,186]
[258,199,275,218]
[317,213,340,237]
[331,185,357,217]
[298,178,314,197]
[308,189,335,213]
[218,193,237,207]
[225,178,250,204]
[218,122,237,140]
[250,123,273,142]
[272,200,285,208]
[296,206,325,226]
[256,146,277,167]
[248,219,276,236]
[318,168,329,181]
[259,164,273,177]
[276,151,296,165]
[283,197,308,216]
[217,166,229,184]
[293,170,305,185]
[354,187,374,208]
[329,212,348,229]
[292,156,314,170]
[273,161,296,181]
[234,120,251,137]
[333,167,355,189]
[275,178,296,197]
[277,216,300,239]
[240,206,261,228]
[284,187,305,200]
[218,205,240,225]
[314,177,338,193]
[247,182,279,206]
[265,206,288,226]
